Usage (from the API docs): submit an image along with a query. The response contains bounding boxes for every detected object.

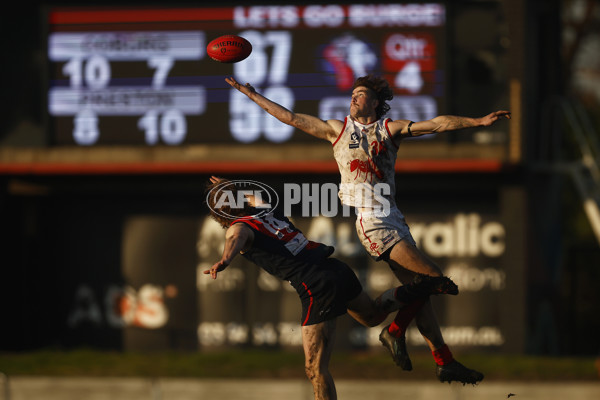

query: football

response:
[206,35,252,63]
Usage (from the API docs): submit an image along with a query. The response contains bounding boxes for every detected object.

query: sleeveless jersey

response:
[232,212,334,289]
[332,116,398,210]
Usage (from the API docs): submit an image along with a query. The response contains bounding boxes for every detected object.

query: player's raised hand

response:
[203,259,229,280]
[209,175,225,184]
[225,77,256,95]
[479,110,511,126]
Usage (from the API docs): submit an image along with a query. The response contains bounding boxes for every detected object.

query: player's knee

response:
[304,362,327,381]
[304,363,317,381]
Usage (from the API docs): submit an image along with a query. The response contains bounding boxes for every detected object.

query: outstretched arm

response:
[203,223,254,279]
[388,110,511,140]
[226,77,342,143]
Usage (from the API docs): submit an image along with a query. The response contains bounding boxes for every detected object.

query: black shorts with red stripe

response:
[295,258,363,326]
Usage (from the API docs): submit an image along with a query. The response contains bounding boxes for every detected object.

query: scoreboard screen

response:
[46,4,447,147]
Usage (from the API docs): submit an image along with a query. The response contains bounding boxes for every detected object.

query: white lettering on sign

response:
[230,30,294,143]
[348,4,445,27]
[368,265,505,293]
[320,95,438,122]
[410,213,505,257]
[199,323,504,348]
[305,216,364,257]
[303,5,345,27]
[233,6,299,28]
[67,283,170,329]
[197,322,303,346]
[351,325,504,347]
[386,34,428,60]
[49,87,205,116]
[233,4,445,29]
[49,31,205,60]
[197,322,226,346]
[445,263,506,291]
[438,326,505,346]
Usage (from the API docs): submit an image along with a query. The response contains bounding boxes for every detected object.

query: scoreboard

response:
[46,4,447,147]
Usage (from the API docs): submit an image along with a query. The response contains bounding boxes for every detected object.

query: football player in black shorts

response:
[204,177,458,400]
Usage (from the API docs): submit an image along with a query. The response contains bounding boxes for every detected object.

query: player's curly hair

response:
[205,178,257,229]
[353,75,393,120]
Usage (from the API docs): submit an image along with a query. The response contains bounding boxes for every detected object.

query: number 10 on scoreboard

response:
[47,31,206,145]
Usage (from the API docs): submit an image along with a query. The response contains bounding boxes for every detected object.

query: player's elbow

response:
[287,112,303,128]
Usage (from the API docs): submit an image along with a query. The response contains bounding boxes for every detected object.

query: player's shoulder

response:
[324,118,346,142]
[386,118,413,136]
[230,218,259,234]
[229,219,252,230]
[326,118,345,130]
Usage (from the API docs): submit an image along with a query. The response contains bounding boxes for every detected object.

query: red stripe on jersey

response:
[49,8,232,24]
[305,241,321,250]
[232,217,259,230]
[332,117,349,147]
[301,282,314,326]
[384,118,399,149]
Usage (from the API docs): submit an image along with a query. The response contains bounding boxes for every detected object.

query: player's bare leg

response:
[381,240,484,384]
[387,240,443,277]
[346,291,388,327]
[346,279,458,329]
[302,319,337,400]
[385,248,446,350]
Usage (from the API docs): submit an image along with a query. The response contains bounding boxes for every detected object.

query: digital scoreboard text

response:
[47,4,446,146]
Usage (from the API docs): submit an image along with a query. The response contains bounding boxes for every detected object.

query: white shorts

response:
[355,207,416,260]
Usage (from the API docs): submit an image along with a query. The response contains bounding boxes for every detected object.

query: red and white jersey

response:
[332,116,398,211]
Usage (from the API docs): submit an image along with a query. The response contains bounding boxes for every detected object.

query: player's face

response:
[350,86,377,119]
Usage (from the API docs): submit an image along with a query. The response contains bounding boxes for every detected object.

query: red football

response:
[207,35,252,63]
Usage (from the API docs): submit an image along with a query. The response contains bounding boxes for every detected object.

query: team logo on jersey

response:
[350,157,384,183]
[349,132,360,149]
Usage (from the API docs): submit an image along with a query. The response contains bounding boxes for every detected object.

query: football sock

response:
[432,344,454,366]
[387,298,427,338]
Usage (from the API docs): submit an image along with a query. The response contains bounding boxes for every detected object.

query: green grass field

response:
[1,349,598,381]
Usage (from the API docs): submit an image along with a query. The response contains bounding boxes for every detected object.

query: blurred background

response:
[0,0,599,363]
